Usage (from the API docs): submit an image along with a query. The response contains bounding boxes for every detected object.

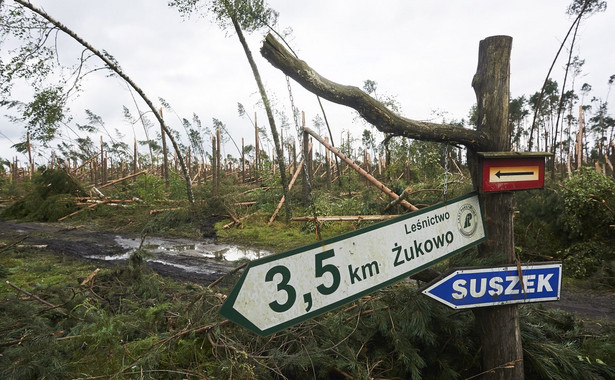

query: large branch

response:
[261,34,490,151]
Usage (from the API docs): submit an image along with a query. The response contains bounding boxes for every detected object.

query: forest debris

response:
[304,127,419,211]
[268,151,308,225]
[223,212,257,229]
[383,186,412,212]
[80,268,101,286]
[57,200,111,221]
[5,280,67,316]
[98,169,147,189]
[234,201,257,207]
[208,262,248,288]
[149,207,181,215]
[91,186,105,198]
[16,244,47,249]
[291,215,400,222]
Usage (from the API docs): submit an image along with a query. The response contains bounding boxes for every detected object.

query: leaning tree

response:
[3,0,195,204]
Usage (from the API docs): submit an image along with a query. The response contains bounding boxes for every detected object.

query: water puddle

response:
[85,235,273,277]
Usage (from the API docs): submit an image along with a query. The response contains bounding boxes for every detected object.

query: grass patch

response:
[215,212,360,252]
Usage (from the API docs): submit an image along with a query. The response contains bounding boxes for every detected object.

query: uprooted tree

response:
[261,33,523,380]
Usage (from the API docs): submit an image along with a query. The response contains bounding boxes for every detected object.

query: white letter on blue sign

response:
[537,274,553,292]
[470,278,487,298]
[452,279,467,299]
[488,277,504,296]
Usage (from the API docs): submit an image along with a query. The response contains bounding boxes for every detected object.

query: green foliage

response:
[134,173,166,202]
[514,186,567,256]
[558,241,615,287]
[515,170,615,288]
[559,168,615,240]
[522,306,615,380]
[1,169,84,221]
[0,245,220,378]
[0,3,56,97]
[20,87,67,145]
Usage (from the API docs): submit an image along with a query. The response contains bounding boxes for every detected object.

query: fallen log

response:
[98,170,147,189]
[58,200,111,221]
[291,215,400,222]
[303,127,418,211]
[149,207,181,215]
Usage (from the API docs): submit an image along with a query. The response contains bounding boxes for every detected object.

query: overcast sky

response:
[1,0,613,165]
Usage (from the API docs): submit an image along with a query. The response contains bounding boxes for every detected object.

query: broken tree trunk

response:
[383,186,412,212]
[268,144,311,225]
[304,127,418,211]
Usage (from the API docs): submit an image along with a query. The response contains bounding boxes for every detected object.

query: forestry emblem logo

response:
[457,203,479,237]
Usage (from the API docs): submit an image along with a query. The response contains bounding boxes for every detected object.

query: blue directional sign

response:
[422,263,562,309]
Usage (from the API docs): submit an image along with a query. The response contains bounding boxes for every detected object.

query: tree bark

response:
[260,34,489,150]
[469,35,524,380]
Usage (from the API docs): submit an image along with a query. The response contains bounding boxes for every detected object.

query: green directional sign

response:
[220,192,486,336]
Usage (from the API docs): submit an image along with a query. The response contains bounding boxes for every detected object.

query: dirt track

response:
[0,220,237,284]
[1,220,614,322]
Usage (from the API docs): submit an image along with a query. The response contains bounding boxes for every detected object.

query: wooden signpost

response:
[220,193,486,336]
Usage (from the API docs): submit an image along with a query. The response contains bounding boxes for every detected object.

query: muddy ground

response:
[0,220,237,284]
[1,220,614,324]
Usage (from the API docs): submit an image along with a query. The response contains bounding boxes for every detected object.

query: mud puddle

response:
[0,221,271,283]
[86,235,272,279]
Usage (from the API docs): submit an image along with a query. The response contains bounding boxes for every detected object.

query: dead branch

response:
[0,236,29,252]
[149,207,181,215]
[57,200,111,221]
[234,201,257,207]
[223,212,257,229]
[208,262,249,288]
[6,280,70,317]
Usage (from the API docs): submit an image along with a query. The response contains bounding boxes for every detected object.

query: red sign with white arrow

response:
[480,154,548,192]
